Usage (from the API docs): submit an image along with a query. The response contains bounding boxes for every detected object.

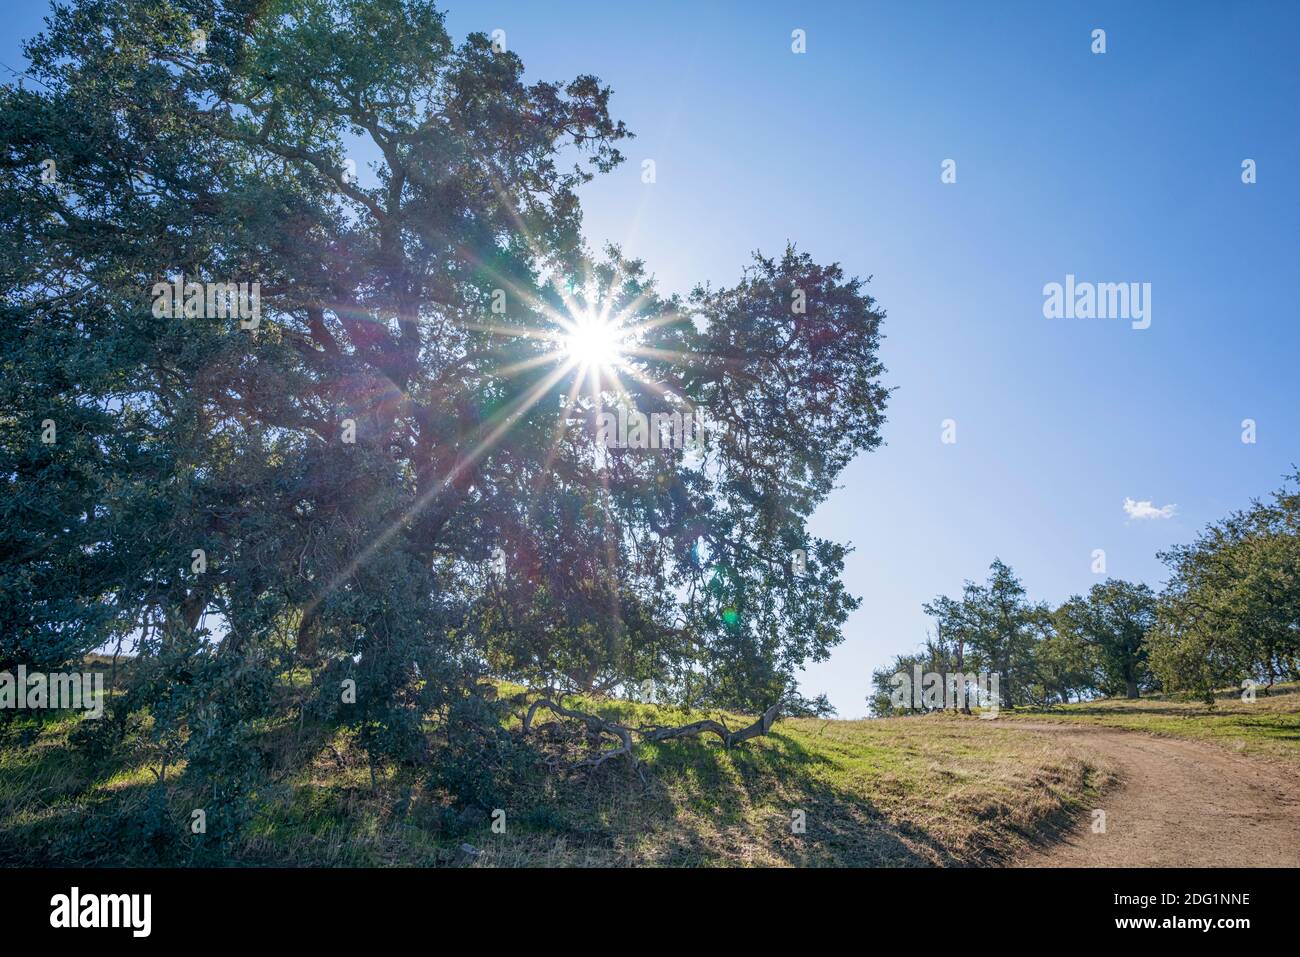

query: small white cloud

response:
[1123,497,1176,520]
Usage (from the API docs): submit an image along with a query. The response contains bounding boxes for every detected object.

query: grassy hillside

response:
[1000,682,1300,769]
[0,690,1110,867]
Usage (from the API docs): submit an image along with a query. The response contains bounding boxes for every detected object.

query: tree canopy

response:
[1149,472,1300,702]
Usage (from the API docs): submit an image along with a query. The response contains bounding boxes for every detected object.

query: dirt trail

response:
[1003,723,1300,867]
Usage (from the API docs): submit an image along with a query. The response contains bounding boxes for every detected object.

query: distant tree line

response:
[869,472,1300,715]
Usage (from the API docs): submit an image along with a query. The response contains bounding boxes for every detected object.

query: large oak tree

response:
[1,0,889,812]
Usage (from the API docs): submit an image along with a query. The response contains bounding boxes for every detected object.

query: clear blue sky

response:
[6,1,1298,716]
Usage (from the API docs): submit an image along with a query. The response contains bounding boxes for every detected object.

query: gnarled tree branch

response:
[521,696,781,773]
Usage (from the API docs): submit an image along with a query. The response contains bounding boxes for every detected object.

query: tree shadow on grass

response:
[1022,684,1300,720]
[0,771,159,866]
[1019,705,1213,718]
[539,729,970,867]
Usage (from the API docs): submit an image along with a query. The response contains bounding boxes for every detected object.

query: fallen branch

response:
[639,702,780,748]
[521,696,780,774]
[523,698,636,770]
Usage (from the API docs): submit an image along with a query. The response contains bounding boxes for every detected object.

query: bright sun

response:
[563,310,626,370]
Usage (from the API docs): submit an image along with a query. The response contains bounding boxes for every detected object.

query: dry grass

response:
[0,694,1112,867]
[465,707,1111,867]
[1000,681,1300,769]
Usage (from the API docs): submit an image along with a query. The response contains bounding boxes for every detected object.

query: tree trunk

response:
[1125,678,1139,699]
[297,608,320,659]
[181,587,207,630]
[956,641,971,715]
[999,660,1014,709]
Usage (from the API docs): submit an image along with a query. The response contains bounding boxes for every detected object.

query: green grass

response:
[0,685,1115,867]
[1000,681,1300,768]
[9,667,1298,865]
